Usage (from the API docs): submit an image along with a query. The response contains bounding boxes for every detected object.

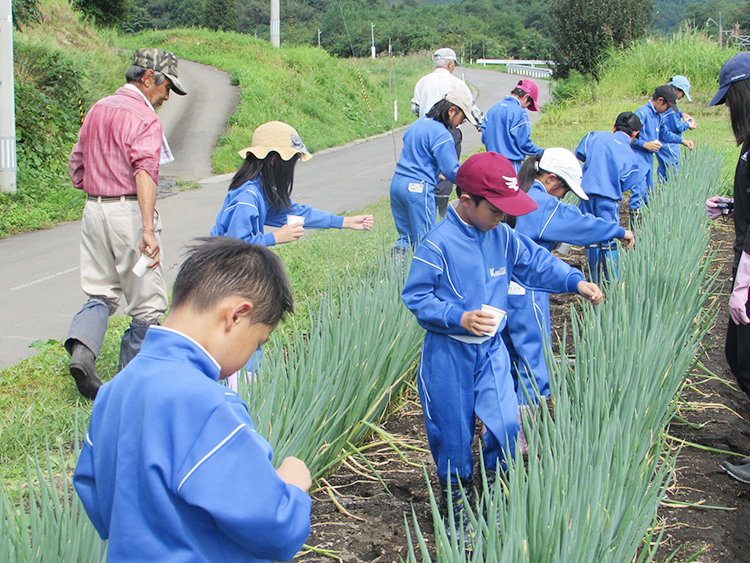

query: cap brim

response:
[709,84,729,106]
[166,74,187,96]
[667,99,679,112]
[567,181,588,201]
[527,99,539,111]
[487,190,538,216]
[684,91,692,102]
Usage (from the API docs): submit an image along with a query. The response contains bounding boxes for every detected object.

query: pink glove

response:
[730,251,750,325]
[706,196,734,220]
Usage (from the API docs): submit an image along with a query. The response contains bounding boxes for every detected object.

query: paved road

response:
[0,65,548,367]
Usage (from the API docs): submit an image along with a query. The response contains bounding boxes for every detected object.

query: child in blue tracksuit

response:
[631,85,691,211]
[211,121,373,385]
[504,148,634,411]
[401,152,603,534]
[577,112,644,283]
[211,121,373,246]
[481,79,544,172]
[656,75,697,182]
[74,238,312,563]
[390,90,477,250]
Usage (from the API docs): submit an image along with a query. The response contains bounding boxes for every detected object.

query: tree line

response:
[12,0,750,78]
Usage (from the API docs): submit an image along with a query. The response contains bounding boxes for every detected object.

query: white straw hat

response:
[539,148,587,200]
[238,121,312,162]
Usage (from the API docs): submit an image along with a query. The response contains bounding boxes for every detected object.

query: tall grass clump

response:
[597,32,736,102]
[0,435,106,561]
[117,29,428,173]
[241,255,424,479]
[404,147,723,561]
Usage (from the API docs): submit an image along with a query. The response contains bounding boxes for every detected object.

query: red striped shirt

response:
[69,86,163,196]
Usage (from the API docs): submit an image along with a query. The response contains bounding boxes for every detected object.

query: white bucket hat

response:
[238,121,312,162]
[539,148,587,200]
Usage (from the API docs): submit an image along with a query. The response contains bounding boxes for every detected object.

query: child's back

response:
[74,238,312,563]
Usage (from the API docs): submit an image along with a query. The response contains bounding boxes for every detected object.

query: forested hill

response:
[122,0,749,59]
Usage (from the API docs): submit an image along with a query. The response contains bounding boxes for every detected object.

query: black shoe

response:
[720,460,750,484]
[69,342,102,400]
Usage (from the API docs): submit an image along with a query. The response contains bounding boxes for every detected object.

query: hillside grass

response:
[0,28,742,487]
[116,28,428,173]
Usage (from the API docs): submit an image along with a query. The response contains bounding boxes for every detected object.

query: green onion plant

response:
[405,147,723,562]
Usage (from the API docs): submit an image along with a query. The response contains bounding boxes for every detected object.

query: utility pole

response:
[318,29,321,47]
[270,0,280,47]
[371,22,376,59]
[0,0,16,193]
[720,11,723,48]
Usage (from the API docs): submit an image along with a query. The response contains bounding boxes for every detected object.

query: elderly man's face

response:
[141,69,172,108]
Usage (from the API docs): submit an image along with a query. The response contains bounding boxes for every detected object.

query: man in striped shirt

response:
[65,48,187,399]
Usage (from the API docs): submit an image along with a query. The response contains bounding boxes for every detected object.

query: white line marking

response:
[10,266,79,291]
[355,161,395,176]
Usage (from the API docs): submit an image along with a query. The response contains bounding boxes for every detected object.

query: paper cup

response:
[557,242,572,255]
[481,304,506,337]
[131,254,151,278]
[287,215,305,226]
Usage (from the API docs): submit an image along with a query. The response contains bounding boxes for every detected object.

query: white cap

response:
[434,48,459,65]
[539,148,587,200]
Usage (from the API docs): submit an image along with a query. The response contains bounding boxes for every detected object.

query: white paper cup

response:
[131,254,151,278]
[481,304,506,337]
[287,215,305,226]
[557,242,572,255]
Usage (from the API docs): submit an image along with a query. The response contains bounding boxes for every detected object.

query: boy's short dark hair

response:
[172,237,294,326]
[455,185,485,207]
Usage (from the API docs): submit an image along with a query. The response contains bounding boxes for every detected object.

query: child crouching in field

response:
[74,237,312,563]
[401,152,603,542]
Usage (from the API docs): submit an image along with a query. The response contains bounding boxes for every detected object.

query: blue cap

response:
[710,52,750,106]
[668,75,692,102]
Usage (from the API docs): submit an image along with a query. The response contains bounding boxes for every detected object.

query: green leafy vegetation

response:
[406,146,722,563]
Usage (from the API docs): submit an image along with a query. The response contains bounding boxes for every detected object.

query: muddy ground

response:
[294,215,750,563]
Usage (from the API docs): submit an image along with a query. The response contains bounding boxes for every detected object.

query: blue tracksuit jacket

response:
[481,96,543,171]
[401,202,584,482]
[390,116,459,248]
[632,101,682,205]
[504,180,625,403]
[211,175,344,246]
[656,106,690,181]
[74,327,312,563]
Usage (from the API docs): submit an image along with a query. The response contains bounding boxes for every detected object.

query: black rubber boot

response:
[720,460,750,484]
[439,480,474,551]
[69,340,102,400]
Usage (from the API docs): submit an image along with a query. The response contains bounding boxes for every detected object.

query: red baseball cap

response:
[517,79,540,111]
[456,152,538,216]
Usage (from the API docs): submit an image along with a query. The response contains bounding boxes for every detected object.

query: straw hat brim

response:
[237,146,313,162]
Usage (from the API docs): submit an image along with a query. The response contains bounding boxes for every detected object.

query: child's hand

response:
[577,281,604,305]
[682,139,695,150]
[276,456,312,492]
[273,223,305,244]
[621,229,635,250]
[644,140,662,152]
[343,215,374,231]
[461,310,496,336]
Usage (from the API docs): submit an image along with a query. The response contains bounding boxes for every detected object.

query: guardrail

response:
[476,59,554,79]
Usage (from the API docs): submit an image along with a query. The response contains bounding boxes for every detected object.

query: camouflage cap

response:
[132,48,187,96]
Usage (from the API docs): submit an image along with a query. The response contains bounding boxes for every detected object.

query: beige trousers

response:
[79,198,168,323]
